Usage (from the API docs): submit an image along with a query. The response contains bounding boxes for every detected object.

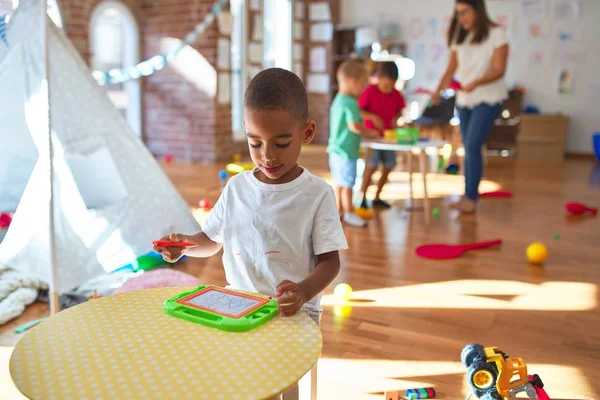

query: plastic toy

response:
[153,240,198,248]
[232,153,241,163]
[355,207,374,220]
[446,163,459,175]
[219,169,228,191]
[163,285,279,332]
[226,161,254,175]
[432,208,440,218]
[0,212,12,229]
[333,283,353,302]
[480,190,513,198]
[395,127,419,145]
[552,233,560,240]
[198,199,212,210]
[416,239,502,260]
[406,387,436,399]
[565,201,597,216]
[449,79,462,91]
[461,343,551,400]
[164,153,173,164]
[526,243,547,264]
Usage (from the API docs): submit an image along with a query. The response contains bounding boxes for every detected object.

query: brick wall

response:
[142,0,233,163]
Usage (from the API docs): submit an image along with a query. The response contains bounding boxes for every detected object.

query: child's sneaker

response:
[372,199,392,209]
[343,212,367,227]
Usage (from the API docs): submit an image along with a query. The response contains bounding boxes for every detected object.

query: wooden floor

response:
[2,145,600,399]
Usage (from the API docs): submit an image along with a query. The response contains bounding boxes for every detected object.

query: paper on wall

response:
[248,66,261,80]
[248,43,263,64]
[558,68,574,94]
[553,0,579,21]
[294,22,304,40]
[309,47,327,73]
[295,2,305,19]
[253,15,263,41]
[293,62,303,80]
[310,22,333,42]
[521,0,550,21]
[293,44,303,61]
[217,11,233,35]
[218,73,231,104]
[217,38,230,69]
[307,73,329,94]
[309,2,331,21]
[587,81,600,102]
[528,21,551,39]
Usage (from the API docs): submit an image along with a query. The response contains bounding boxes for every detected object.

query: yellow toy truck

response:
[461,344,550,400]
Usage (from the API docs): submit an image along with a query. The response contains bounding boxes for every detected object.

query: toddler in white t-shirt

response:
[154,68,348,325]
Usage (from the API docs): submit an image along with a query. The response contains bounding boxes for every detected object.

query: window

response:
[263,0,291,70]
[90,2,141,137]
[230,0,246,141]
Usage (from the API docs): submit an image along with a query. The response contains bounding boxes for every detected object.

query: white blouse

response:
[452,26,509,108]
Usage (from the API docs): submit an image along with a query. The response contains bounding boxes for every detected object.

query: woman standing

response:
[433,0,509,213]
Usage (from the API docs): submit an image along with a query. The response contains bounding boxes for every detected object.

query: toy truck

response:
[461,344,551,400]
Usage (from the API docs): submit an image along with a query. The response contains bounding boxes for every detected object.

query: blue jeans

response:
[457,103,502,201]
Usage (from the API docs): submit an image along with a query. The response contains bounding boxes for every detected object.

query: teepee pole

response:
[42,0,59,315]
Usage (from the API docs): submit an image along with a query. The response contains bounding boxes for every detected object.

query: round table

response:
[10,287,322,400]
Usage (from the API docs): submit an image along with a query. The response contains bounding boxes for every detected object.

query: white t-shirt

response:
[452,26,508,108]
[202,168,348,312]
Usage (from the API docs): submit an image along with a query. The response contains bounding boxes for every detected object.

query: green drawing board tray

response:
[163,285,279,332]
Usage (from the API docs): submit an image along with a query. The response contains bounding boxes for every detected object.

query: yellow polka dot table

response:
[10,287,322,400]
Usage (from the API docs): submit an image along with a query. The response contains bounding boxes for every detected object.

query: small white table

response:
[360,139,448,224]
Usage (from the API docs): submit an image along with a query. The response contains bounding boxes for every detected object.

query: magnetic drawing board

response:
[163,285,279,332]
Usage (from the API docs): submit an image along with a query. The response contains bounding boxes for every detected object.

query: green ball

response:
[432,208,440,218]
[553,233,560,240]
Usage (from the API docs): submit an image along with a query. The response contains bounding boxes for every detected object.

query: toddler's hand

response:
[372,116,384,130]
[275,280,307,317]
[153,233,188,263]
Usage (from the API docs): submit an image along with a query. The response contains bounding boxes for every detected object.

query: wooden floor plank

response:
[1,145,599,399]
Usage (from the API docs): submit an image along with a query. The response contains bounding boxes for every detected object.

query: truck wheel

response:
[532,374,544,388]
[461,343,485,368]
[468,360,497,390]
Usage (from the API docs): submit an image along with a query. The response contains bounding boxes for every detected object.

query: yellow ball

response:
[527,242,548,264]
[334,283,353,302]
[232,153,241,163]
[355,207,374,220]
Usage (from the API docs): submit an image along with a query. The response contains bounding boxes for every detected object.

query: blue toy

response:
[446,163,459,175]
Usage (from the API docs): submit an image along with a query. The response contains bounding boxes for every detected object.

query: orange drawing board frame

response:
[175,286,270,319]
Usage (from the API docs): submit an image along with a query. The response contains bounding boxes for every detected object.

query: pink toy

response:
[114,269,199,294]
[153,240,198,248]
[198,199,212,210]
[0,213,12,229]
[449,79,462,90]
[416,239,503,260]
[164,153,173,164]
[565,201,597,216]
[480,190,513,198]
[528,375,551,400]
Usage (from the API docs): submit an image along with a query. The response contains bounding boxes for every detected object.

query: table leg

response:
[360,146,373,202]
[407,152,414,206]
[419,150,431,224]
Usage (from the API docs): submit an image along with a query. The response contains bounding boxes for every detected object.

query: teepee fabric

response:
[0,0,200,294]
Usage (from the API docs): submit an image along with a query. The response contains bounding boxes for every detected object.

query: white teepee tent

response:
[0,0,200,312]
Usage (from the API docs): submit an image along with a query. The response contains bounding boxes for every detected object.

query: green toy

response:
[432,208,441,218]
[395,127,419,145]
[163,285,279,332]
